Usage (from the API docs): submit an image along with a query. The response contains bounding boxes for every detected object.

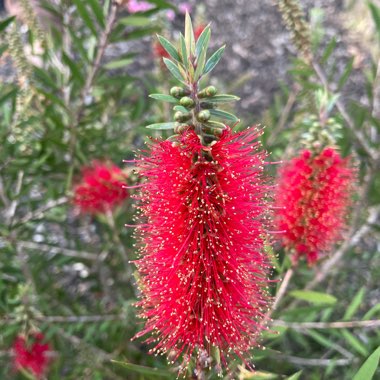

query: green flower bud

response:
[174,111,191,122]
[180,96,195,108]
[170,87,190,98]
[197,110,211,121]
[174,124,190,134]
[198,86,217,98]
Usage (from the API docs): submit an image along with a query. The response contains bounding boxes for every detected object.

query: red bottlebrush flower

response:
[195,24,206,39]
[73,161,128,214]
[275,148,355,265]
[133,127,272,368]
[12,333,50,379]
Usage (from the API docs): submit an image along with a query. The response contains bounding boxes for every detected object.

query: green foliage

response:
[353,346,380,380]
[0,1,379,379]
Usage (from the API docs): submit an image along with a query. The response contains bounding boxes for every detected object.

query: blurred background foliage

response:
[0,0,379,379]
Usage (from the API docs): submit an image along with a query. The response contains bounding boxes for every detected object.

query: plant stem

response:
[273,319,380,330]
[67,2,119,187]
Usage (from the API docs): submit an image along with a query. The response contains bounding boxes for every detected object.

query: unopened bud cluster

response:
[276,0,312,61]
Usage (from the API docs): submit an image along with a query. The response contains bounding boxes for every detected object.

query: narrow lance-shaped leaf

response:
[62,52,85,85]
[0,16,15,33]
[179,33,188,69]
[195,25,211,57]
[72,0,97,37]
[353,346,380,380]
[104,58,133,70]
[87,0,105,28]
[205,94,240,103]
[204,45,226,75]
[157,34,181,62]
[119,16,151,27]
[184,12,195,56]
[173,105,188,113]
[194,46,207,81]
[343,287,365,321]
[146,122,176,130]
[162,58,186,84]
[111,361,173,378]
[289,290,337,305]
[209,109,239,123]
[149,94,178,103]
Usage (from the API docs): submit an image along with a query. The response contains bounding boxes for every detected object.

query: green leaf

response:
[368,2,380,42]
[111,361,173,377]
[321,37,337,64]
[289,290,337,305]
[337,57,354,90]
[209,109,239,123]
[341,329,368,357]
[184,12,195,56]
[119,16,151,27]
[62,52,85,85]
[157,35,180,62]
[123,26,160,40]
[195,26,211,57]
[0,16,15,32]
[104,58,133,69]
[0,88,18,106]
[146,122,176,130]
[149,94,178,103]
[145,0,175,9]
[353,346,380,380]
[194,46,207,81]
[0,44,8,58]
[162,58,186,83]
[179,34,188,69]
[363,303,380,320]
[287,371,303,380]
[87,0,105,28]
[173,105,188,113]
[204,45,226,75]
[33,66,58,89]
[72,0,97,36]
[206,94,240,103]
[343,287,365,321]
[307,330,339,351]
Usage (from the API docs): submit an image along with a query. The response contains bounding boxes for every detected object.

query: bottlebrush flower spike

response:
[12,333,50,379]
[73,161,128,214]
[131,13,273,373]
[275,148,355,265]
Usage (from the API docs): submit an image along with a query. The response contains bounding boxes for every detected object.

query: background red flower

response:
[73,161,128,214]
[275,148,355,265]
[13,333,50,379]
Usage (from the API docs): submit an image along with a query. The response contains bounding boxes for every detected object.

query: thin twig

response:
[275,353,352,367]
[306,205,380,290]
[0,175,9,207]
[17,240,98,261]
[13,196,68,226]
[267,88,299,147]
[263,267,294,326]
[1,314,122,324]
[58,327,126,380]
[273,319,380,330]
[312,61,378,161]
[371,58,380,120]
[67,2,119,178]
[6,170,24,224]
[105,209,132,280]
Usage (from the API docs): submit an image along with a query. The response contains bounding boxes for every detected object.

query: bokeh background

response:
[0,0,379,379]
